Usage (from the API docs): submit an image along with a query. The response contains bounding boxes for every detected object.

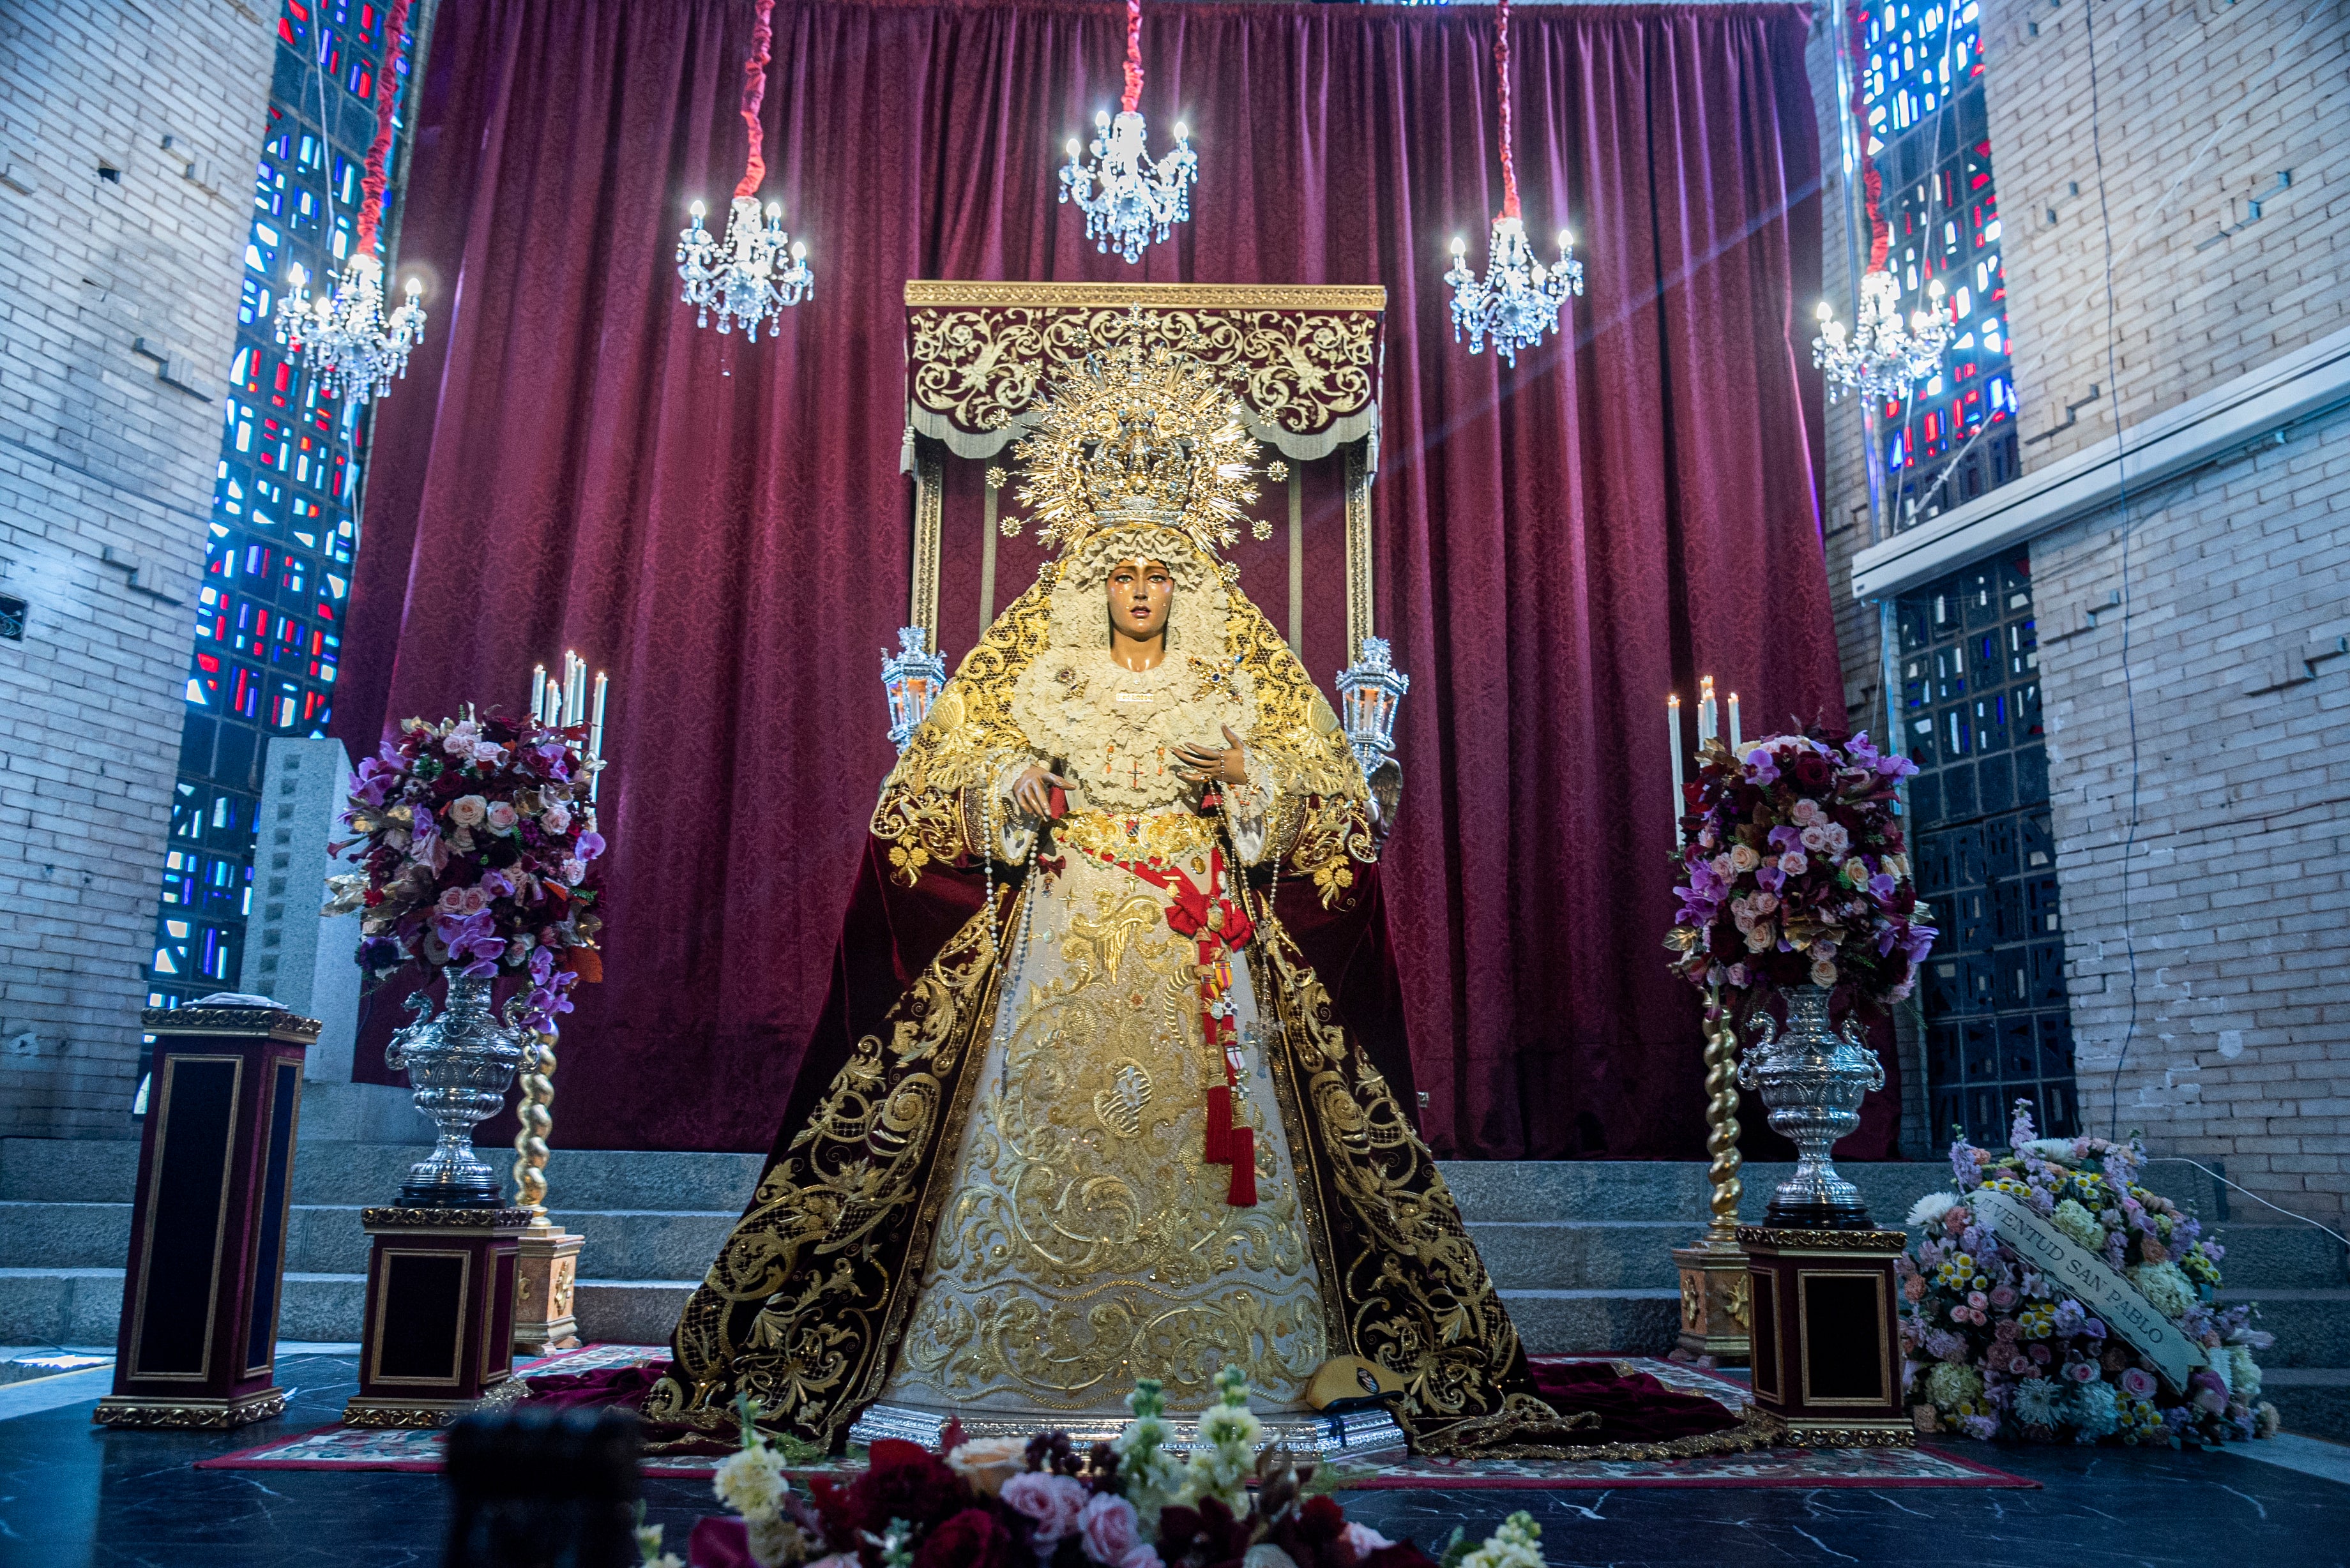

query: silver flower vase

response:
[386,972,526,1207]
[1738,983,1886,1228]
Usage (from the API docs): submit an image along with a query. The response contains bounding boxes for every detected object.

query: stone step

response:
[2263,1368,2350,1441]
[576,1281,699,1346]
[2221,1288,2350,1369]
[2211,1225,2347,1290]
[0,1267,124,1346]
[280,1207,739,1278]
[1495,1288,1683,1355]
[1467,1221,1689,1292]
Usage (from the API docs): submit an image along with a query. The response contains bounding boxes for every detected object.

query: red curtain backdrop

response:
[340,0,1869,1160]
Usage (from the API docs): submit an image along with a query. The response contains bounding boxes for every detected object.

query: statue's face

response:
[1106,558,1174,643]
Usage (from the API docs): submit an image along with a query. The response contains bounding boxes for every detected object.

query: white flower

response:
[448,795,489,828]
[543,802,573,835]
[2229,1343,2263,1402]
[1457,1511,1543,1568]
[1343,1524,1395,1564]
[561,857,588,885]
[472,741,504,765]
[485,801,520,832]
[1810,960,1838,986]
[1729,843,1761,873]
[1907,1191,1959,1228]
[2125,1260,2197,1320]
[747,1515,808,1568]
[712,1444,785,1519]
[1821,822,1851,856]
[2020,1138,2077,1163]
[1710,853,1736,881]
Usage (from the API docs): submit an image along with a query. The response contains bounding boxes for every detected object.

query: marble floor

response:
[4,1352,2347,1567]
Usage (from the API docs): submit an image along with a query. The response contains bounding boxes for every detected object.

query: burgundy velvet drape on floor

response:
[340,0,1865,1159]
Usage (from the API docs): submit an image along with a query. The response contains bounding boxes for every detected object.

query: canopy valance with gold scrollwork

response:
[903,282,1387,472]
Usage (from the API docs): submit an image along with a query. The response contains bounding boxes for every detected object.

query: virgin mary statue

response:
[642,328,1750,1461]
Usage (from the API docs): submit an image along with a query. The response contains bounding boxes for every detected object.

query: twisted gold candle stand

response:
[510,1032,584,1353]
[1672,997,1752,1360]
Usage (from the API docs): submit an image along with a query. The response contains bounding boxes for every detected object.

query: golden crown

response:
[990,313,1282,559]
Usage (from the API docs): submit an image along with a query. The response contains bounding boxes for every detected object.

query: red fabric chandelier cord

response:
[1847,3,1889,272]
[353,0,414,255]
[1494,0,1521,222]
[734,0,775,199]
[1120,0,1144,115]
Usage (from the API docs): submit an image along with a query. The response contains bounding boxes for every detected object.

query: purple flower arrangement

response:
[323,711,605,1036]
[1899,1101,2277,1447]
[1665,727,1934,1024]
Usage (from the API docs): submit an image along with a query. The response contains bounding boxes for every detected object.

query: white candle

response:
[1667,693,1685,847]
[1728,692,1742,755]
[565,652,584,726]
[1697,675,1717,745]
[530,664,547,726]
[588,672,608,802]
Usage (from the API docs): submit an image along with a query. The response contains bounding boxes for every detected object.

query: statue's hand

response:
[1012,764,1071,820]
[1174,725,1249,787]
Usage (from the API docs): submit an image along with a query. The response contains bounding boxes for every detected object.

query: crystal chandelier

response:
[1812,271,1949,402]
[677,0,812,340]
[678,197,812,340]
[280,253,426,403]
[1058,0,1197,264]
[277,0,426,404]
[1444,0,1582,367]
[1813,12,1950,404]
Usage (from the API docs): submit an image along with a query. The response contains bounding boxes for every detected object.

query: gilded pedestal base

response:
[1753,1410,1918,1449]
[512,1226,584,1354]
[93,1387,287,1429]
[1672,1241,1753,1362]
[343,1378,527,1429]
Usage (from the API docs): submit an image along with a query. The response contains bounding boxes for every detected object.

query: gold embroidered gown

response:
[646,332,1755,1461]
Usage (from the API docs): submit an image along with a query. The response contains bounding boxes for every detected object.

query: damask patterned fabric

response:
[340,0,1869,1162]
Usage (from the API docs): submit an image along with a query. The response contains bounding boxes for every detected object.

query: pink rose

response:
[448,795,489,828]
[1342,1524,1396,1565]
[542,803,572,835]
[560,857,588,886]
[1800,823,1833,853]
[1989,1285,2019,1310]
[2119,1368,2157,1399]
[2065,1361,2098,1383]
[1791,797,1824,825]
[1780,850,1810,877]
[485,801,519,831]
[1001,1472,1087,1546]
[1120,1550,1163,1568]
[437,887,468,915]
[457,886,489,916]
[471,740,503,765]
[1077,1493,1139,1565]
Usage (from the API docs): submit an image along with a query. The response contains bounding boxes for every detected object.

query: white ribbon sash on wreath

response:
[1970,1188,2206,1392]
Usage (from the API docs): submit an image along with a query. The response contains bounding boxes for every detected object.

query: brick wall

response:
[1844,0,2350,1219]
[2030,409,2350,1221]
[1983,0,2347,464]
[0,4,275,1136]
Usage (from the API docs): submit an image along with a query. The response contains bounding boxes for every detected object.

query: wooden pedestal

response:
[512,1224,584,1354]
[1672,1240,1753,1362]
[1738,1225,1914,1447]
[95,1000,315,1430]
[344,1207,531,1428]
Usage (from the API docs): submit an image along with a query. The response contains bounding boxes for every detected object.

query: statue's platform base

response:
[93,1388,286,1429]
[846,1399,1409,1459]
[1738,1225,1912,1449]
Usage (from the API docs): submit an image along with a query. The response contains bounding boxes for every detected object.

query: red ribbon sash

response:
[1080,834,1257,1207]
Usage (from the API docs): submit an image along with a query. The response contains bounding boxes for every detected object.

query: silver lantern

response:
[1336,636,1409,831]
[881,626,948,750]
[386,972,527,1207]
[1737,983,1886,1227]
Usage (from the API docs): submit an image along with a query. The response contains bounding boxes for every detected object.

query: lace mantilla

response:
[1012,651,1258,813]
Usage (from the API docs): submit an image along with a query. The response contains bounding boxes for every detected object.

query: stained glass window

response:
[148,0,411,1009]
[1858,1,2020,529]
[1897,558,2075,1146]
